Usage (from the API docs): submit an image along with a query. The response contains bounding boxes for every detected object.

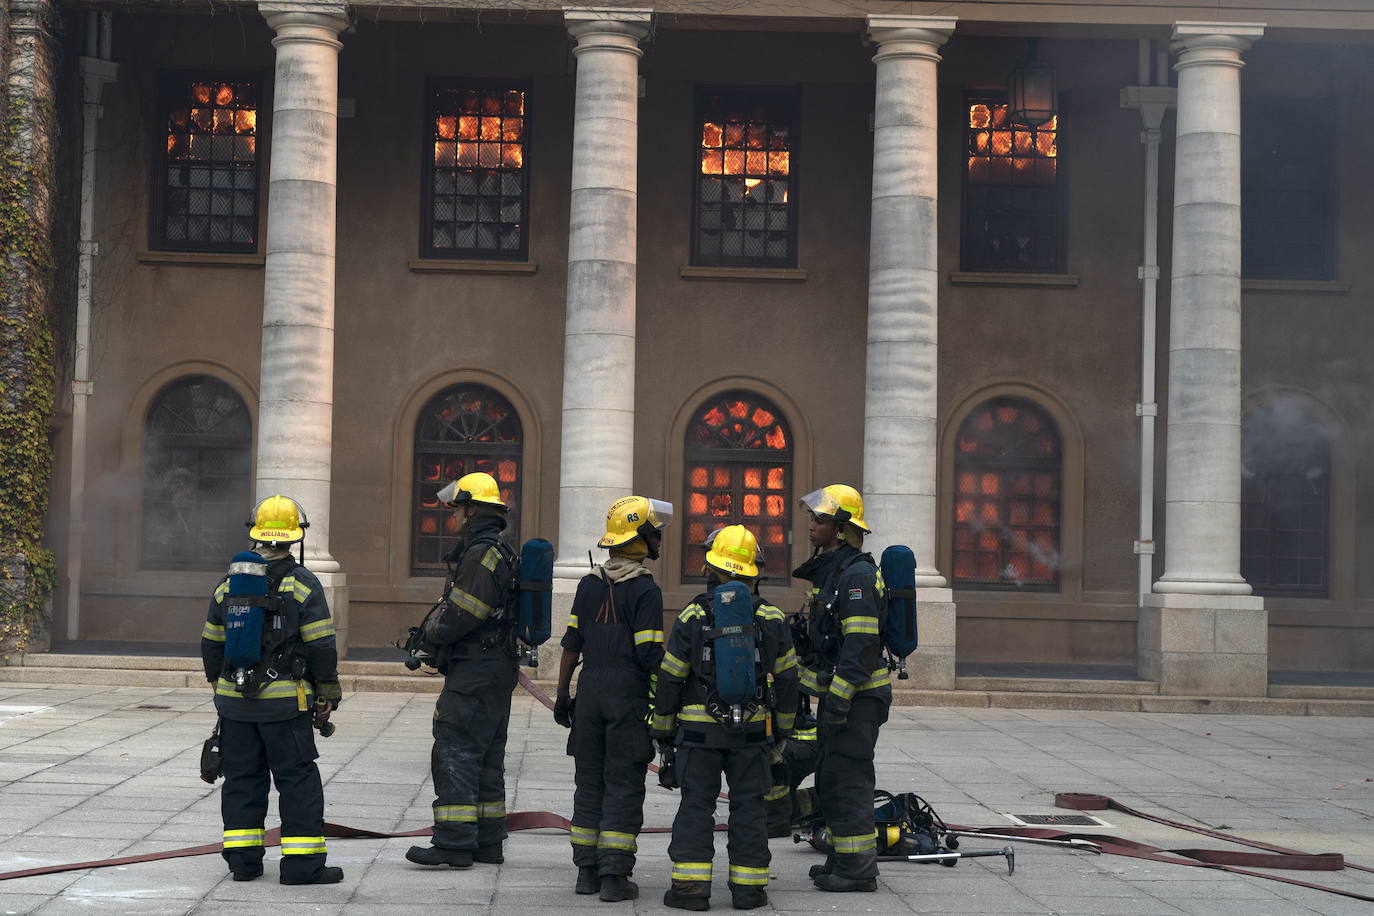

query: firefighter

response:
[792,485,890,892]
[764,695,820,838]
[554,496,672,901]
[651,525,800,911]
[200,495,343,885]
[406,472,518,869]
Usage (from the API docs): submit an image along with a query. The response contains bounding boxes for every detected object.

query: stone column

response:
[861,16,957,689]
[257,0,350,651]
[1142,21,1265,696]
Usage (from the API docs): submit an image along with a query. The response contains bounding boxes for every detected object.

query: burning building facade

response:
[23,0,1374,696]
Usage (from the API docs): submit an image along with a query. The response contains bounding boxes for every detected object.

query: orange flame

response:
[702,122,723,147]
[690,467,708,488]
[502,144,523,168]
[215,84,234,106]
[421,517,438,535]
[766,467,785,489]
[728,400,749,419]
[744,468,762,489]
[764,426,787,450]
[690,493,707,514]
[502,118,523,142]
[480,117,502,141]
[192,83,213,104]
[969,104,991,129]
[458,116,479,141]
[744,494,761,516]
[235,109,256,134]
[766,495,785,517]
[437,116,457,140]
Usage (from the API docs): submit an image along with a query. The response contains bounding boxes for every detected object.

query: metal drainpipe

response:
[67,15,117,640]
[1122,41,1175,607]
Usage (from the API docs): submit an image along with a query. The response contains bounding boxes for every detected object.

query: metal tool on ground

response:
[880,845,1016,874]
[949,831,1101,853]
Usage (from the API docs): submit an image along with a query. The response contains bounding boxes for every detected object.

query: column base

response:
[1139,593,1266,696]
[905,587,954,689]
[313,571,349,660]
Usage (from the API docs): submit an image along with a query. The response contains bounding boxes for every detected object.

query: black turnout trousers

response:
[219,713,327,882]
[814,695,888,880]
[667,744,771,889]
[431,659,516,850]
[568,666,654,876]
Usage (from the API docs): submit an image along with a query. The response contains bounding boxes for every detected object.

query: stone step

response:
[1268,683,1374,701]
[893,687,1374,717]
[955,675,1159,695]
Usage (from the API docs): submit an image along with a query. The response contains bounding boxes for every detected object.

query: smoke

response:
[1241,392,1331,490]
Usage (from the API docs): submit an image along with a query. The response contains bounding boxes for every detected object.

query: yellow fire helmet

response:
[246,494,309,545]
[598,495,674,549]
[436,471,508,510]
[703,524,763,579]
[799,483,871,534]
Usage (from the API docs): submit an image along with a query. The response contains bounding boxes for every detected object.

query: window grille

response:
[1242,98,1335,281]
[694,87,797,268]
[961,93,1061,273]
[1241,405,1330,597]
[141,376,253,570]
[952,397,1061,590]
[157,74,260,252]
[413,385,522,574]
[683,391,792,583]
[424,82,529,260]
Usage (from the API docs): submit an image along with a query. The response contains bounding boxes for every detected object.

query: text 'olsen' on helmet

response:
[436,471,508,510]
[598,496,674,549]
[246,494,309,545]
[703,524,763,579]
[798,483,871,534]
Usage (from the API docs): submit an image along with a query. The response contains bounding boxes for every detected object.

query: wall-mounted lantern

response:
[1007,38,1057,128]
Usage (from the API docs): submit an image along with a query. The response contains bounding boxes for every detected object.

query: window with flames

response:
[962,94,1061,273]
[141,376,253,570]
[414,385,522,574]
[426,83,529,260]
[952,398,1061,590]
[695,88,796,267]
[158,75,259,252]
[1241,404,1330,597]
[684,392,792,583]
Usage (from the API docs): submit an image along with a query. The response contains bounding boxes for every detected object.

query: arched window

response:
[413,384,522,575]
[952,397,1061,590]
[141,375,253,570]
[683,391,792,582]
[1241,401,1331,597]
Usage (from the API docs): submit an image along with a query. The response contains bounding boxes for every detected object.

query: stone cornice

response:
[865,14,956,58]
[1171,21,1265,65]
[565,7,652,52]
[260,0,349,43]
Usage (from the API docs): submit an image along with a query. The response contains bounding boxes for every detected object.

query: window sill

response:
[408,258,538,275]
[1242,279,1350,294]
[949,271,1079,288]
[137,251,265,268]
[679,266,808,282]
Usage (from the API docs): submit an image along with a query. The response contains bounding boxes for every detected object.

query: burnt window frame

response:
[1240,412,1332,598]
[411,384,524,576]
[420,77,533,262]
[950,396,1063,592]
[152,69,264,254]
[959,90,1065,274]
[682,390,794,586]
[140,375,254,571]
[691,85,801,269]
[1241,97,1336,282]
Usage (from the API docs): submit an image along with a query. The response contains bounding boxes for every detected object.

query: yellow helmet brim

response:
[248,523,304,544]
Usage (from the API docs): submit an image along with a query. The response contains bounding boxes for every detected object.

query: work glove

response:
[821,696,850,729]
[648,710,676,742]
[770,742,789,788]
[554,688,574,728]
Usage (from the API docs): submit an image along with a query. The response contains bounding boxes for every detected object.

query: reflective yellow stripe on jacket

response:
[678,703,768,725]
[215,677,315,702]
[299,618,335,642]
[201,622,226,643]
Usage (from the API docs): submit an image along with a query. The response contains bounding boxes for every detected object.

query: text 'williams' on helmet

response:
[798,483,871,534]
[598,496,674,549]
[703,524,763,579]
[246,494,309,545]
[436,471,508,510]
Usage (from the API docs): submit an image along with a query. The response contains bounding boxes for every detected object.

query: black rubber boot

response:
[280,866,344,885]
[474,844,504,864]
[405,845,473,868]
[730,884,768,910]
[231,866,262,882]
[664,881,711,911]
[812,873,876,893]
[807,858,833,879]
[575,866,600,895]
[600,874,640,902]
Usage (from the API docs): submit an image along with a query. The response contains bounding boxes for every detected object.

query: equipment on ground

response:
[887,846,1016,874]
[701,580,761,726]
[223,551,275,694]
[879,545,918,679]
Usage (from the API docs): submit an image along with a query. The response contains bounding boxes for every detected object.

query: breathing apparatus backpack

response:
[222,551,283,695]
[399,536,553,672]
[879,545,919,679]
[798,790,949,858]
[693,580,765,730]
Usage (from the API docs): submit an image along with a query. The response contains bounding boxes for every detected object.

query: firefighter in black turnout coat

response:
[407,472,519,869]
[793,485,891,892]
[554,495,673,902]
[200,495,343,885]
[652,525,800,912]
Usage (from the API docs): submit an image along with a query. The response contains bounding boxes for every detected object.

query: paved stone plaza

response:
[1,682,1372,915]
